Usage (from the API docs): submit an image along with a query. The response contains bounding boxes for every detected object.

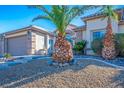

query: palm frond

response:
[32,15,50,22]
[30,5,99,36]
[100,5,119,23]
[112,11,118,21]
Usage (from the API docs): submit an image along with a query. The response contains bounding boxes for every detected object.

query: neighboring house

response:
[64,24,77,46]
[73,9,124,55]
[73,25,86,43]
[0,25,54,56]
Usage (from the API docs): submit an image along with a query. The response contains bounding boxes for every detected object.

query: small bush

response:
[91,38,103,55]
[91,34,124,56]
[115,34,124,57]
[4,53,12,59]
[73,40,87,54]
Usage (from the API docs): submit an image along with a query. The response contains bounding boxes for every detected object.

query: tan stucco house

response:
[1,9,124,56]
[0,25,54,56]
[73,9,124,55]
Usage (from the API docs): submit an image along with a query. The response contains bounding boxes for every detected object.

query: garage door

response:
[8,35,27,56]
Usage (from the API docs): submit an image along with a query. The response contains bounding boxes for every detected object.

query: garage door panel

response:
[8,35,27,56]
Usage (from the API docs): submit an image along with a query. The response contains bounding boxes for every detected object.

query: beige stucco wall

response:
[86,17,118,48]
[85,17,118,55]
[118,24,124,33]
[5,31,27,38]
[27,31,35,55]
[30,31,44,55]
[0,26,53,56]
[86,17,107,49]
[32,31,53,55]
[36,34,45,50]
[82,31,86,40]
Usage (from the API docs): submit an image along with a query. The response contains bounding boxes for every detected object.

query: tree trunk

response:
[52,32,73,63]
[102,17,116,59]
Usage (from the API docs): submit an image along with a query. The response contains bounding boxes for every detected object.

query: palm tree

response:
[101,6,118,59]
[30,5,97,63]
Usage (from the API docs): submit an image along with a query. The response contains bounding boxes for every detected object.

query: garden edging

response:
[75,58,124,70]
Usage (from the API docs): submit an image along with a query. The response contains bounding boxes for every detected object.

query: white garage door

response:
[8,35,27,56]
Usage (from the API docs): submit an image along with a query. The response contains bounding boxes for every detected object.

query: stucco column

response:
[27,31,36,55]
[46,35,49,50]
[4,38,8,54]
[1,39,4,54]
[0,34,5,55]
[32,33,36,54]
[44,35,49,55]
[53,36,56,46]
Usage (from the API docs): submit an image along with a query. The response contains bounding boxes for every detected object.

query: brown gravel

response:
[0,59,124,88]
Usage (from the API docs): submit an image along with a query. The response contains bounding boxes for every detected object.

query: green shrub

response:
[4,53,12,59]
[73,40,87,54]
[91,38,103,55]
[91,34,124,56]
[115,34,124,57]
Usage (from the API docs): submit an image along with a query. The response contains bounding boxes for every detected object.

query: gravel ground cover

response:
[74,55,124,67]
[0,56,51,70]
[0,58,123,88]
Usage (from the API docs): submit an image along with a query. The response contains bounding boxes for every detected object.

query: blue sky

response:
[0,5,124,34]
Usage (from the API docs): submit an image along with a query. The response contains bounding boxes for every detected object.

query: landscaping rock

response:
[0,56,124,88]
[47,61,53,66]
[62,63,69,66]
[69,59,77,65]
[59,63,63,67]
[53,62,59,66]
[19,59,123,88]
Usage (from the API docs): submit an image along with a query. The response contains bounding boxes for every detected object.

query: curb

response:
[38,57,124,70]
[75,58,124,70]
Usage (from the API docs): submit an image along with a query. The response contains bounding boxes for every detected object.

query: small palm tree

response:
[30,5,97,63]
[101,6,118,59]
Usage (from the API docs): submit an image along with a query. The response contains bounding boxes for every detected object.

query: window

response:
[93,31,105,40]
[120,10,124,20]
[49,39,54,50]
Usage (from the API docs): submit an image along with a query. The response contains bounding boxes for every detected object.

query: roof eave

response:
[3,25,53,36]
[82,15,105,22]
[73,26,86,31]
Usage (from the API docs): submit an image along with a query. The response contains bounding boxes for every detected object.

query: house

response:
[0,25,54,56]
[73,9,124,55]
[1,9,124,56]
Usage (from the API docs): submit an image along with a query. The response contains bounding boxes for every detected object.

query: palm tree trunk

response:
[102,17,116,59]
[52,32,73,63]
